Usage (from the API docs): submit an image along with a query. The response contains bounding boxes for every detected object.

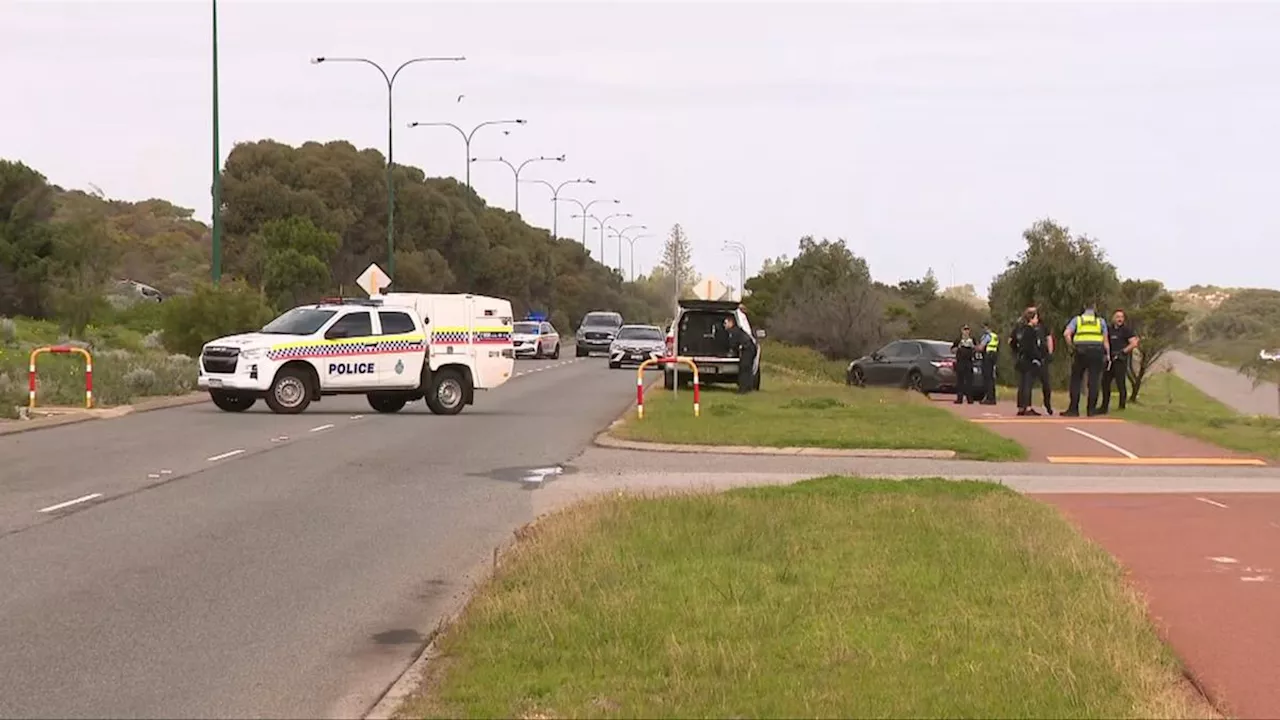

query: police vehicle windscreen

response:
[513,322,539,334]
[261,308,337,335]
[617,327,662,341]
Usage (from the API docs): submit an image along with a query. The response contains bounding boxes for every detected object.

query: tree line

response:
[743,219,1214,402]
[1,146,691,354]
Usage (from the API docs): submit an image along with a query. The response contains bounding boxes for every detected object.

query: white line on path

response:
[1065,426,1139,459]
[349,415,364,420]
[1196,497,1230,509]
[270,436,289,442]
[309,424,334,433]
[206,449,245,462]
[39,493,103,513]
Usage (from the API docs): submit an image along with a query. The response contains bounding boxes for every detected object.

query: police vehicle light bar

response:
[318,297,384,306]
[525,312,547,321]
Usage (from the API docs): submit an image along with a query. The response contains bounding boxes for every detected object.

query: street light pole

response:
[522,178,594,240]
[312,54,466,278]
[471,155,565,215]
[624,233,652,282]
[724,241,747,301]
[612,224,646,275]
[564,198,619,249]
[596,212,631,264]
[407,119,527,187]
[211,0,222,284]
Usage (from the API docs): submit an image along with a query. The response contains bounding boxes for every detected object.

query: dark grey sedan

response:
[846,339,961,394]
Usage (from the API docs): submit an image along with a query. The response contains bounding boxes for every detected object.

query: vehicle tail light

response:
[931,359,954,368]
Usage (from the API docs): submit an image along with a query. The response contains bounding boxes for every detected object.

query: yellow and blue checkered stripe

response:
[265,335,426,361]
[430,326,512,345]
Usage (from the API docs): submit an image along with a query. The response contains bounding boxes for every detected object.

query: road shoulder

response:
[0,392,208,437]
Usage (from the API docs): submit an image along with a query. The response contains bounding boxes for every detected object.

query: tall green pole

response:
[210,0,223,284]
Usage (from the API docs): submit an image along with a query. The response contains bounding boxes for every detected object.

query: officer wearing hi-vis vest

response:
[977,321,999,405]
[1062,303,1112,417]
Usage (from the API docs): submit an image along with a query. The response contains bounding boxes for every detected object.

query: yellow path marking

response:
[1046,456,1267,466]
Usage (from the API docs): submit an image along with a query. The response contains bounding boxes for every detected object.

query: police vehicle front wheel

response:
[367,392,407,413]
[265,367,313,414]
[425,369,467,415]
[550,343,560,359]
[209,390,255,412]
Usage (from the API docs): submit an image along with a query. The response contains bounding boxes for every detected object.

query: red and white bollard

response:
[636,372,645,419]
[693,375,700,417]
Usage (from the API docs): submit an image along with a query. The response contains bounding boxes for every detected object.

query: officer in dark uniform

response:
[1063,302,1111,417]
[1012,308,1046,416]
[1101,309,1139,413]
[951,325,977,404]
[1010,305,1054,414]
[724,315,756,394]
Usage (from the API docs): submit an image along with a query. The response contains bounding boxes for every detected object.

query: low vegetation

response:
[613,371,1025,461]
[0,314,197,419]
[404,478,1210,719]
[1126,370,1280,462]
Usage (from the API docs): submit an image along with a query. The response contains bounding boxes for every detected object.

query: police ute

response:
[197,293,515,415]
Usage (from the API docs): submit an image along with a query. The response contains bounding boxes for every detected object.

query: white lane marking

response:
[1208,556,1238,563]
[160,469,173,475]
[1196,497,1229,509]
[147,473,160,479]
[1065,426,1139,459]
[39,493,103,513]
[349,415,364,420]
[309,424,334,433]
[270,435,289,442]
[1241,575,1270,582]
[206,449,245,462]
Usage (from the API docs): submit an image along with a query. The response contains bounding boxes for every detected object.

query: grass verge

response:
[0,316,196,419]
[612,377,1025,461]
[1125,370,1280,461]
[402,477,1211,719]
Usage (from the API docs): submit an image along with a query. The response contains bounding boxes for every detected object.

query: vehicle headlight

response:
[241,348,265,360]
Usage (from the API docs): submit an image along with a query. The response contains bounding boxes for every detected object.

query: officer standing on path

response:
[724,315,756,394]
[977,320,999,404]
[1101,309,1140,413]
[1010,305,1055,414]
[1063,302,1112,416]
[1013,309,1045,416]
[952,325,977,404]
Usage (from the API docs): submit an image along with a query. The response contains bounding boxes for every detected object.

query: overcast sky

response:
[4,0,1277,295]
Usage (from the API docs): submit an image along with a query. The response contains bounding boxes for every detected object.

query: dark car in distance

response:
[845,339,971,396]
[575,311,624,357]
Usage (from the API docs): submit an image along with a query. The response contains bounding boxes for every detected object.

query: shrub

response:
[160,279,276,358]
[0,318,16,345]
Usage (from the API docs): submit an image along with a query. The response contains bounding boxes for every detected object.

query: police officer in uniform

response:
[724,315,756,394]
[951,325,977,404]
[1013,309,1045,416]
[1101,309,1139,413]
[977,321,999,404]
[1010,305,1054,414]
[1063,302,1111,417]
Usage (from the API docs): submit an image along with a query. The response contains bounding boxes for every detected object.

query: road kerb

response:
[594,432,957,459]
[0,392,208,437]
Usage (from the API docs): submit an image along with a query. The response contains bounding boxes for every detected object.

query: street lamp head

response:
[554,155,566,162]
[515,119,528,124]
[311,57,325,64]
[585,179,597,184]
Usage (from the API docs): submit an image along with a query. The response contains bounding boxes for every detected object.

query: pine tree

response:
[661,223,695,288]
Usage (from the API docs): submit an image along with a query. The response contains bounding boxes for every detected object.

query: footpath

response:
[941,398,1267,466]
[1165,350,1278,417]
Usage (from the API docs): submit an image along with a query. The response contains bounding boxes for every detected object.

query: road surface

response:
[0,356,638,719]
[1164,350,1278,417]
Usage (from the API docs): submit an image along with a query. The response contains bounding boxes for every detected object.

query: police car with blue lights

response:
[511,313,561,359]
[197,292,515,415]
